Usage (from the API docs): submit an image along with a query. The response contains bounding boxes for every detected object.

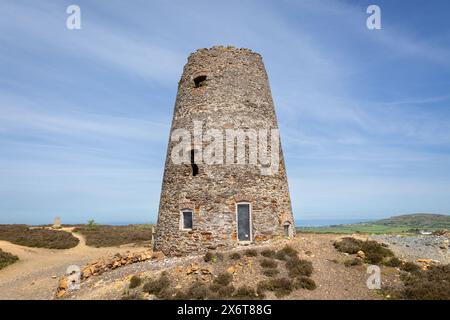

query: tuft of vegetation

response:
[73,224,153,247]
[333,237,394,264]
[0,249,19,270]
[275,245,298,260]
[232,286,259,299]
[294,276,317,290]
[344,258,363,267]
[244,249,258,257]
[261,249,276,258]
[121,291,143,300]
[228,252,241,260]
[214,272,233,286]
[394,264,450,300]
[204,251,224,263]
[257,278,294,297]
[285,256,313,278]
[129,275,142,289]
[333,237,363,254]
[361,240,394,264]
[87,219,96,230]
[186,281,209,300]
[384,257,403,268]
[260,258,278,269]
[208,283,235,299]
[142,272,171,297]
[0,225,79,249]
[262,268,279,277]
[401,261,421,273]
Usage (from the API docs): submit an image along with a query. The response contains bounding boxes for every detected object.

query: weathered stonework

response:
[154,46,295,256]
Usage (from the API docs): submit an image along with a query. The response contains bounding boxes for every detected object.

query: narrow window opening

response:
[236,203,251,242]
[193,75,207,88]
[190,149,199,176]
[182,210,193,230]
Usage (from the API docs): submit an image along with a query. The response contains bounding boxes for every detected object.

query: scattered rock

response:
[356,251,366,259]
[227,266,236,274]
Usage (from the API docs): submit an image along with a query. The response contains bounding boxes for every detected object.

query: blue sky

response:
[1,0,449,225]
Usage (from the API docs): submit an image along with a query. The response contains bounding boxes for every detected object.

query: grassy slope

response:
[298,213,450,234]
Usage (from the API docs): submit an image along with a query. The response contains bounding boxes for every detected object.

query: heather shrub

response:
[129,275,142,289]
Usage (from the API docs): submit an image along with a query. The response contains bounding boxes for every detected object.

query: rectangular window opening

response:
[182,211,193,230]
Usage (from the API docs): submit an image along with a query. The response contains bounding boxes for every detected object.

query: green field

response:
[297,213,450,234]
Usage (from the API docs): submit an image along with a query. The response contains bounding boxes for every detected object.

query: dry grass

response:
[73,224,152,247]
[0,225,79,249]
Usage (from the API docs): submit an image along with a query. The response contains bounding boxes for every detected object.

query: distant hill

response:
[374,213,450,229]
[298,213,450,234]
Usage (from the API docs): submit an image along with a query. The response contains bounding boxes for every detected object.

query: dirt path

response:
[0,228,149,300]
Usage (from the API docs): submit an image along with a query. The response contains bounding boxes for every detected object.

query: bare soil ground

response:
[0,228,149,300]
[65,233,401,300]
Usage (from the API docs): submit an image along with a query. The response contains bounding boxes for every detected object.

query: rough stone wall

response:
[154,46,295,256]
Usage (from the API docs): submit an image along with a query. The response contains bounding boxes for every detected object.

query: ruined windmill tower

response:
[154,46,295,256]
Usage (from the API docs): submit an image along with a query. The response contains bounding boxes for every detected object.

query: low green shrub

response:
[232,286,259,299]
[285,257,313,277]
[229,252,241,260]
[186,281,209,300]
[401,262,421,273]
[0,249,19,270]
[344,258,363,267]
[208,283,235,299]
[204,251,224,263]
[214,272,233,286]
[396,264,450,300]
[244,249,258,257]
[275,245,298,260]
[261,249,276,258]
[263,268,279,277]
[294,276,317,290]
[333,237,363,254]
[333,237,394,265]
[257,278,294,297]
[384,257,402,268]
[129,275,142,289]
[142,272,171,297]
[260,258,278,269]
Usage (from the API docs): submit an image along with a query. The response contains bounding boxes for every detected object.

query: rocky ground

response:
[370,234,449,264]
[62,234,401,300]
[4,232,446,300]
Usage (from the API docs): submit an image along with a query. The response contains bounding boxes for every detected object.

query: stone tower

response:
[154,46,295,256]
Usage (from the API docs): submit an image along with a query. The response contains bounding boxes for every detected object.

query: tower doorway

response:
[237,203,251,241]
